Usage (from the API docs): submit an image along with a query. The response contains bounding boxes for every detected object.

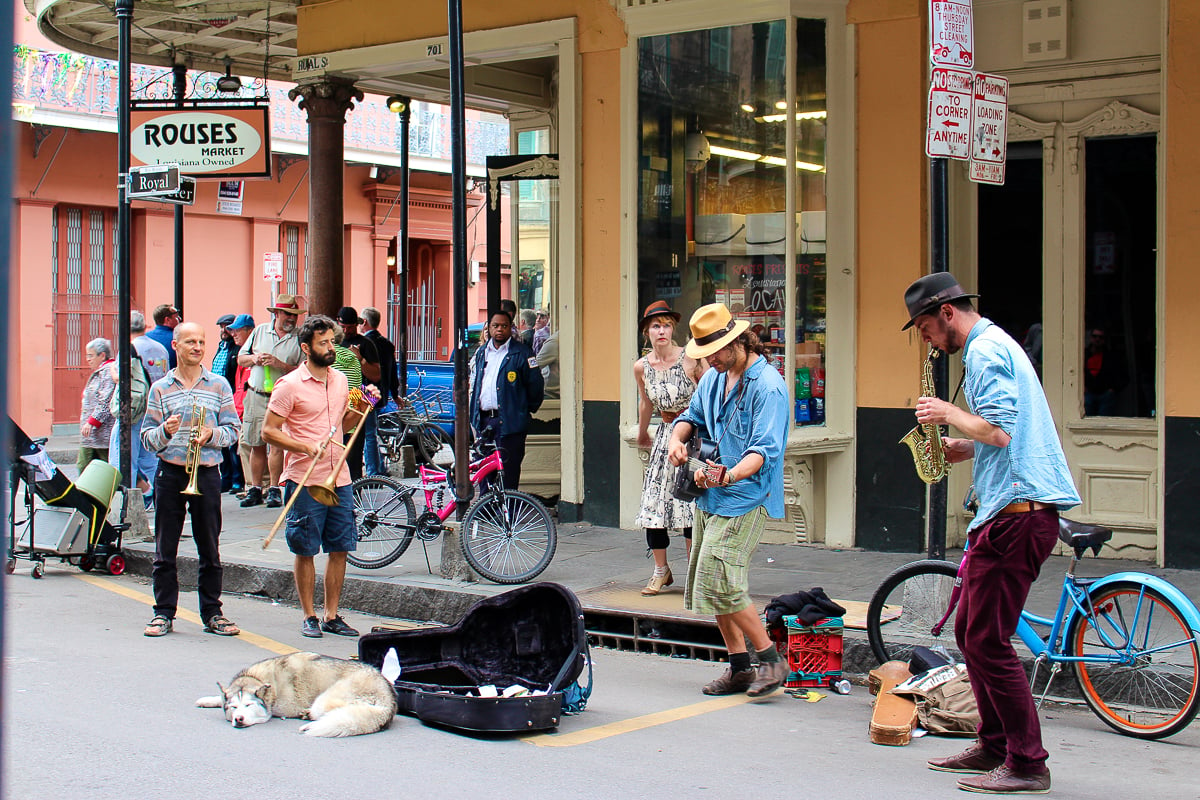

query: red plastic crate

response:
[776,616,844,689]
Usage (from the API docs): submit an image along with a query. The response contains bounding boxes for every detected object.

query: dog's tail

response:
[298,702,394,738]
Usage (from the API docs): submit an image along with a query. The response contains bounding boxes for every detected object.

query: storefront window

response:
[636,18,827,426]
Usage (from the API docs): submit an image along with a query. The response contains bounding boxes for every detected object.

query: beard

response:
[308,348,336,368]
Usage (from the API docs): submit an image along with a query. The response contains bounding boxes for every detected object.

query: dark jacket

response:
[469,337,544,437]
[364,329,399,403]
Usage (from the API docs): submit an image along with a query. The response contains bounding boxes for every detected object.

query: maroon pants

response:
[956,508,1059,774]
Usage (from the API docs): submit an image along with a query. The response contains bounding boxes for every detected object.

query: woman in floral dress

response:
[633,300,707,595]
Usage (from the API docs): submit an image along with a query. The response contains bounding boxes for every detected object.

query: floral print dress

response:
[635,356,698,530]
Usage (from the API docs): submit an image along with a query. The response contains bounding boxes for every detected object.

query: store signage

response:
[128,164,179,197]
[263,251,284,282]
[969,72,1009,185]
[155,176,197,206]
[930,0,974,69]
[926,67,974,160]
[130,106,271,179]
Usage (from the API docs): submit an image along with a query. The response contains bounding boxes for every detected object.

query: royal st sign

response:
[926,67,974,160]
[130,104,272,180]
[127,164,179,198]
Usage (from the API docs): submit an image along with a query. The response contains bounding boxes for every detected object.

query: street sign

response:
[969,72,1009,185]
[127,164,180,198]
[930,0,974,69]
[926,67,974,160]
[151,176,197,206]
[263,251,283,282]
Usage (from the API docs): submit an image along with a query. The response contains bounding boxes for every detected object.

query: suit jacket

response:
[469,337,544,437]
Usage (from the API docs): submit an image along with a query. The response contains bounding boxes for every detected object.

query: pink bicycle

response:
[348,437,556,584]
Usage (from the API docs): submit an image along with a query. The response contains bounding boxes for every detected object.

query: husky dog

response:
[196,652,398,737]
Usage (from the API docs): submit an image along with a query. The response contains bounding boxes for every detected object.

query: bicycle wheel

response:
[866,559,961,666]
[347,476,416,569]
[460,489,556,584]
[1067,581,1200,739]
[415,423,451,465]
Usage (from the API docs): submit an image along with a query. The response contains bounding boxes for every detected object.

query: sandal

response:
[203,615,240,636]
[144,615,173,637]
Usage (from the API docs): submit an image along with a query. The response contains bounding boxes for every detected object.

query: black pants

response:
[219,444,243,491]
[152,462,224,621]
[479,415,527,491]
[344,426,365,483]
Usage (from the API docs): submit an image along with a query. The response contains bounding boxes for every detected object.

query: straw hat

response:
[267,294,307,314]
[684,303,750,359]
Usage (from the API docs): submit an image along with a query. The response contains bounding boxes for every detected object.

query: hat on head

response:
[267,294,307,314]
[640,299,680,329]
[336,306,362,325]
[685,303,750,359]
[901,273,978,330]
[229,314,255,331]
[216,314,235,328]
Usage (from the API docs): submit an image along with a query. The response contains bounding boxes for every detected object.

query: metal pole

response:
[448,0,472,517]
[173,63,186,314]
[927,156,950,561]
[397,104,411,396]
[0,0,15,791]
[116,0,133,491]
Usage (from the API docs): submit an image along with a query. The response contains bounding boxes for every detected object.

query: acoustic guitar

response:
[671,433,726,502]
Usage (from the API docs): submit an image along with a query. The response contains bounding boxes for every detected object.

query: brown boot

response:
[701,667,755,695]
[746,660,788,697]
[641,566,674,596]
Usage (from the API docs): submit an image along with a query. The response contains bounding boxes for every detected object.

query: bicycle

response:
[865,515,1200,739]
[347,433,557,584]
[376,386,453,468]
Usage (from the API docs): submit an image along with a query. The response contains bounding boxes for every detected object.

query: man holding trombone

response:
[263,315,377,638]
[140,322,242,638]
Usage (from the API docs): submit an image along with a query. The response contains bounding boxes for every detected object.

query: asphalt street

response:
[3,570,1198,800]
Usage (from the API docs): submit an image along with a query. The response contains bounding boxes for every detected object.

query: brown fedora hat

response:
[685,303,750,359]
[267,293,307,314]
[901,273,978,330]
[640,299,681,329]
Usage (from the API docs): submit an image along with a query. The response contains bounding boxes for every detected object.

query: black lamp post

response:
[115,0,133,490]
[386,94,412,397]
[448,0,471,516]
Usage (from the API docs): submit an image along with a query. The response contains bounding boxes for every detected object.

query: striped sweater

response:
[140,369,240,468]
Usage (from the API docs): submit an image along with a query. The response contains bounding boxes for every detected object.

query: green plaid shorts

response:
[684,506,767,616]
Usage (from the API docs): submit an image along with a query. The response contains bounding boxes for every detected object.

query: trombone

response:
[181,397,206,496]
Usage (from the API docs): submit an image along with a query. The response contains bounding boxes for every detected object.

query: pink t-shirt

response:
[267,361,352,488]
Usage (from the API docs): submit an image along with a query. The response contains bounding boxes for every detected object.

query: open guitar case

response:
[359,582,588,733]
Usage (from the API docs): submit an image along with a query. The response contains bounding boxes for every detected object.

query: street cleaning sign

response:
[930,0,974,69]
[926,67,974,160]
[969,72,1009,185]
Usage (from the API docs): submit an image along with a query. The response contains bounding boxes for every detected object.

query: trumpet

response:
[181,397,206,496]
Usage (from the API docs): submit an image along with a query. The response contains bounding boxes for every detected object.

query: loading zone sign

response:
[926,67,974,160]
[969,72,1009,185]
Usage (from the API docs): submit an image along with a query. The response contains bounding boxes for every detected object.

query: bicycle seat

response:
[1058,517,1113,557]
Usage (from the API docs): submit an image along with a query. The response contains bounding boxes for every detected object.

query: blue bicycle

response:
[866,516,1200,739]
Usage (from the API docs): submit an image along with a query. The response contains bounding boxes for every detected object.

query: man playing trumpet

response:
[263,314,377,639]
[140,322,242,638]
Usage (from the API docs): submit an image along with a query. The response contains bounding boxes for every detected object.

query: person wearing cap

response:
[227,315,259,494]
[469,308,544,491]
[360,306,399,476]
[901,272,1078,794]
[532,308,551,355]
[147,303,182,369]
[633,300,707,596]
[335,307,380,481]
[237,294,306,508]
[667,303,789,698]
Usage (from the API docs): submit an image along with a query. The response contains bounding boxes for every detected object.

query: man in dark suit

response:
[360,306,398,476]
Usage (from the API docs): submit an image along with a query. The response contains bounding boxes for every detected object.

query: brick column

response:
[288,78,363,318]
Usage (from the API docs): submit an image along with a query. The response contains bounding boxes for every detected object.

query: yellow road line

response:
[523,693,757,747]
[73,573,297,655]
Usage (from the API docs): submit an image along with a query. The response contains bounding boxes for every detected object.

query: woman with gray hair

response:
[78,337,117,471]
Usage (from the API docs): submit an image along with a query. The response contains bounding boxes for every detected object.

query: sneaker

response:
[301,615,323,638]
[746,660,788,697]
[958,765,1051,794]
[240,486,264,508]
[702,667,756,696]
[265,487,283,508]
[928,742,1006,774]
[320,615,360,637]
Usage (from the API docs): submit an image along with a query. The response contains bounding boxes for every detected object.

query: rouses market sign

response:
[130,106,271,179]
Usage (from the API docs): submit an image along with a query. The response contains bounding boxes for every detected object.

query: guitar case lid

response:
[359,582,587,733]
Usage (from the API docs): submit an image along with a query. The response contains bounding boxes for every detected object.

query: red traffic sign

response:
[926,67,974,160]
[969,72,1009,185]
[930,0,974,69]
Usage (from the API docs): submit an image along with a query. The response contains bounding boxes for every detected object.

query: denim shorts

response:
[283,481,357,556]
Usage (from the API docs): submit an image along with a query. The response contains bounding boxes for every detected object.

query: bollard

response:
[439,520,477,583]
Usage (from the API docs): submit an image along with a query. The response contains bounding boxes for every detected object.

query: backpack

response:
[110,353,151,421]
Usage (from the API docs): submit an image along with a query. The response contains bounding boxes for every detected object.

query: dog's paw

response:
[195,695,224,708]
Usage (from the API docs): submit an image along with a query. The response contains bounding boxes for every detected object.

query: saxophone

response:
[899,348,950,484]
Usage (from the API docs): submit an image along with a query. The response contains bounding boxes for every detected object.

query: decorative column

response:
[288,78,363,317]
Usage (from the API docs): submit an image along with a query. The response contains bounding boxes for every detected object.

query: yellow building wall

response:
[1165,0,1200,416]
[849,0,928,410]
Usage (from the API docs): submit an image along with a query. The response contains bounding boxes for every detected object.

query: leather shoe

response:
[641,567,674,596]
[702,667,755,695]
[928,742,1006,774]
[958,765,1050,794]
[239,486,264,507]
[746,660,788,697]
[265,487,283,508]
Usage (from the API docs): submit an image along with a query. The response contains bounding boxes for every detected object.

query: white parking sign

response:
[930,0,974,69]
[926,67,974,160]
[263,251,283,282]
[969,72,1009,185]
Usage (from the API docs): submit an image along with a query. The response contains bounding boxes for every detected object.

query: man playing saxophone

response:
[140,322,242,638]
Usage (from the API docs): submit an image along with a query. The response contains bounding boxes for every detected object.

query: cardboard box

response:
[743,211,827,255]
